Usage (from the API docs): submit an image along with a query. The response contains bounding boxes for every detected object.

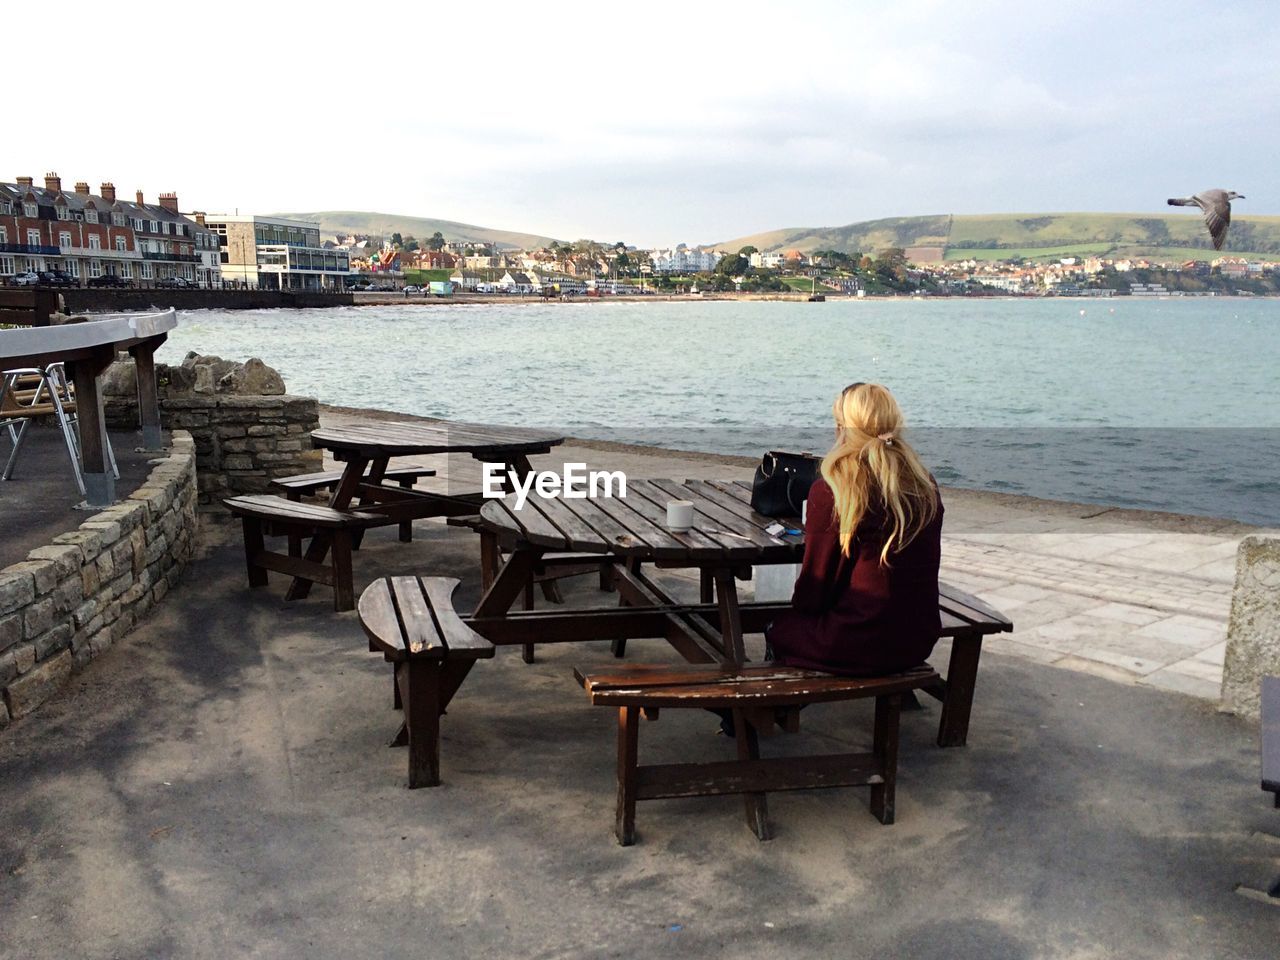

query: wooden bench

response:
[576,661,940,845]
[224,494,381,611]
[0,289,58,327]
[273,464,436,545]
[1238,675,1280,902]
[358,576,495,787]
[448,513,613,663]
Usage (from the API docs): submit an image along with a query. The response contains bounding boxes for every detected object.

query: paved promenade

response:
[319,408,1270,704]
[1,410,1273,960]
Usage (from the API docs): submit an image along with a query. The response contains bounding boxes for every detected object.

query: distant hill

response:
[715,212,1280,261]
[274,210,558,250]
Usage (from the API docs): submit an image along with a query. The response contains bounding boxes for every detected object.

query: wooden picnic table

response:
[468,477,1012,747]
[284,419,565,602]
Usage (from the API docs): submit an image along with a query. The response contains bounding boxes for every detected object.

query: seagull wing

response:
[1195,190,1232,251]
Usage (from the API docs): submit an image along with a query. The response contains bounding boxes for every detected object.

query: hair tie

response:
[877,432,895,445]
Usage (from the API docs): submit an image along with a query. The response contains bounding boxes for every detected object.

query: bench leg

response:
[332,530,355,612]
[870,693,901,825]
[599,561,613,592]
[399,520,413,543]
[241,518,268,588]
[736,707,772,840]
[937,633,983,747]
[616,705,640,845]
[399,660,442,788]
[700,569,714,604]
[521,577,536,664]
[285,531,329,601]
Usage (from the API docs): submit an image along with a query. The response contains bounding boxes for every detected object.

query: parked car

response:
[402,285,422,294]
[37,270,78,288]
[8,271,40,286]
[156,276,196,289]
[88,273,130,288]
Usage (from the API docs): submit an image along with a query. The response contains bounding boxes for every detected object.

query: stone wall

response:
[1220,535,1280,720]
[164,395,322,503]
[0,433,197,727]
[104,353,322,505]
[62,289,353,313]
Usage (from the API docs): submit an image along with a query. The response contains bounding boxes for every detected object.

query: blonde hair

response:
[819,382,939,564]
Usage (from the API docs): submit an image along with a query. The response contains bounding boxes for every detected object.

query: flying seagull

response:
[1167,188,1245,251]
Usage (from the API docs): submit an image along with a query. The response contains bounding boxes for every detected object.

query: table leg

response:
[69,346,116,507]
[937,632,984,747]
[611,557,640,659]
[285,455,367,601]
[713,568,747,669]
[473,546,545,619]
[129,337,166,451]
[352,456,388,551]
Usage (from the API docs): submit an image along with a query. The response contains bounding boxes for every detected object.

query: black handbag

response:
[750,451,821,518]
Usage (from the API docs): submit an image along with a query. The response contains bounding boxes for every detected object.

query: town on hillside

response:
[4,171,1279,298]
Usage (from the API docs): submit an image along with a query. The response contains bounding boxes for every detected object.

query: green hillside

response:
[274,210,558,250]
[716,212,1280,261]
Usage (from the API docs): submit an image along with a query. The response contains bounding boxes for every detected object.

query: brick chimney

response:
[193,211,206,226]
[44,172,62,193]
[159,191,179,214]
[75,181,91,195]
[100,182,116,203]
[136,190,145,205]
[16,176,33,187]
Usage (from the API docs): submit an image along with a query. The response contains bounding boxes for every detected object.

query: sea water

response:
[156,298,1280,525]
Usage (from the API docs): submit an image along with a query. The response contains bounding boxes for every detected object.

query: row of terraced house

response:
[1,172,353,290]
[0,174,221,286]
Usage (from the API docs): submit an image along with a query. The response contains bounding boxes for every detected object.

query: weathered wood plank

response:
[635,752,884,800]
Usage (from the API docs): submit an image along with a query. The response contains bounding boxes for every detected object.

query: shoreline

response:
[318,402,1265,536]
[343,291,1278,306]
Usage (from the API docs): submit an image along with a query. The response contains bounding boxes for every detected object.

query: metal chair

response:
[1,363,118,495]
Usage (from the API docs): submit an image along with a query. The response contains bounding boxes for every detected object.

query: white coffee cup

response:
[666,500,694,533]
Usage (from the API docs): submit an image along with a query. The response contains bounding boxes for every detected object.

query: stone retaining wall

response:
[107,395,323,504]
[63,289,353,313]
[0,433,197,727]
[104,353,323,505]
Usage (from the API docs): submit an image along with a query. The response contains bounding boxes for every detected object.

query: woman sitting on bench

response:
[766,381,943,676]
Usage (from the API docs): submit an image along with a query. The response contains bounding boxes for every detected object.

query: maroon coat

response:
[766,477,943,676]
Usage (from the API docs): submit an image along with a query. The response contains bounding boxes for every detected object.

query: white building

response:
[201,214,350,289]
[647,244,722,274]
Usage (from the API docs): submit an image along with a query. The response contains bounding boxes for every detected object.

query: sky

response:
[11,0,1277,246]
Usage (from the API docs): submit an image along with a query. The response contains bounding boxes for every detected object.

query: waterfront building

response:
[0,173,220,285]
[648,245,722,274]
[202,214,351,290]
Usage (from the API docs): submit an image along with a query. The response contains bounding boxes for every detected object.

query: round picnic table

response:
[469,477,1012,746]
[475,478,802,668]
[283,419,565,604]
